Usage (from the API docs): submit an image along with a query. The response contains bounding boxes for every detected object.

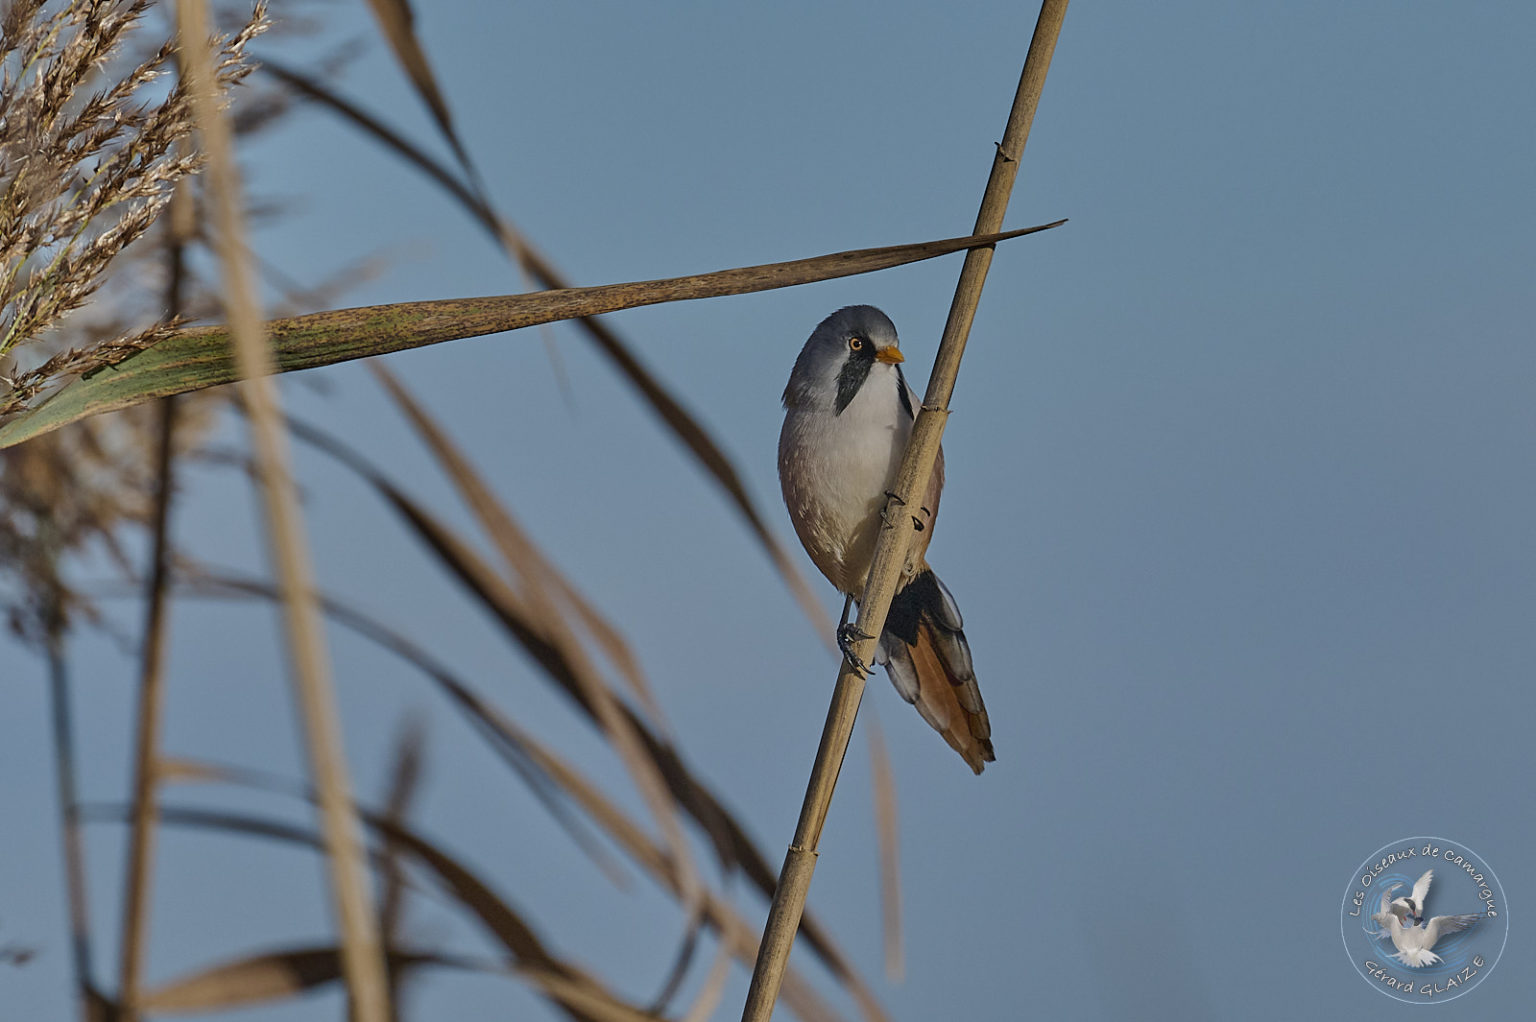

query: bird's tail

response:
[1393,948,1442,968]
[876,568,995,773]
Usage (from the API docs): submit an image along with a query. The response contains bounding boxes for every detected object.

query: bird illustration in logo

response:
[1371,870,1482,967]
[1390,869,1434,926]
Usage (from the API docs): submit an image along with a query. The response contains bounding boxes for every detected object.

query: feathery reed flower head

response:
[1,0,266,641]
[0,0,268,366]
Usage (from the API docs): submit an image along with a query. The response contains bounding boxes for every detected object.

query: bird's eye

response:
[849,337,866,352]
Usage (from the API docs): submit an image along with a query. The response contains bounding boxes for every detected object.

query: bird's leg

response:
[836,593,873,678]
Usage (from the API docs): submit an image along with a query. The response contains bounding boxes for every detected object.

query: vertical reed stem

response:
[116,173,193,1022]
[175,3,390,1019]
[45,600,95,1022]
[739,3,1069,1019]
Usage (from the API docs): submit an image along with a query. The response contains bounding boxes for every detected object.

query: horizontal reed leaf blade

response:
[0,223,1063,450]
[143,946,486,1014]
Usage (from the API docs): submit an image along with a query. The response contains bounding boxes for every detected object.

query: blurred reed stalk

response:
[115,163,193,1022]
[866,720,902,983]
[739,2,1070,1019]
[173,2,389,1020]
[369,361,709,967]
[44,577,97,1022]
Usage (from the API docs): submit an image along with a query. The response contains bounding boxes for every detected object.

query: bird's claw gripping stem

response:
[837,622,875,678]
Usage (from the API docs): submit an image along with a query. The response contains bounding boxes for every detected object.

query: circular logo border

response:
[1339,835,1508,1005]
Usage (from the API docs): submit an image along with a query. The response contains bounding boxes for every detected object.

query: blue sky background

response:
[4,1,1535,1019]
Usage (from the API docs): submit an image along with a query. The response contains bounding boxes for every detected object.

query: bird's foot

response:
[836,622,875,678]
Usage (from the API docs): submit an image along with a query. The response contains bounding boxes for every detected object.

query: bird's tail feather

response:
[1393,948,1442,968]
[876,569,994,773]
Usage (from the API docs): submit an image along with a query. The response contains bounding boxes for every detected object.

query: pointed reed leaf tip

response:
[991,218,1068,241]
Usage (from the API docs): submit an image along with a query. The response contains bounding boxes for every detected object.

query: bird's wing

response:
[1411,870,1434,910]
[1422,914,1481,946]
[1373,885,1407,936]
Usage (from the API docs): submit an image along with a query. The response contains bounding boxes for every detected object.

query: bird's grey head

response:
[783,305,906,414]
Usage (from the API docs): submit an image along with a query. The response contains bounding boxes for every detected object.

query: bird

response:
[1392,870,1435,926]
[778,305,994,773]
[1370,879,1481,968]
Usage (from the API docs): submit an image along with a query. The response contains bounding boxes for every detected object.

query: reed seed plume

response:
[0,0,268,366]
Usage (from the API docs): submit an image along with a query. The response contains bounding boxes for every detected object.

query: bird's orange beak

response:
[875,346,904,365]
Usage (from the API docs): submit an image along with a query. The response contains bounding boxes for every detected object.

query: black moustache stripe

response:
[834,352,875,414]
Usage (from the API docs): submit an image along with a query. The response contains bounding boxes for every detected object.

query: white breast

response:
[778,363,912,596]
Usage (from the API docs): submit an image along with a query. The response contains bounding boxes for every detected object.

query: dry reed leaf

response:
[358,0,474,173]
[162,569,880,1022]
[174,568,638,889]
[680,940,735,1022]
[284,409,718,950]
[365,361,714,988]
[95,792,664,1020]
[377,715,427,950]
[511,967,667,1022]
[84,985,117,1022]
[542,564,668,734]
[399,672,865,1022]
[282,417,764,867]
[494,727,862,1022]
[154,757,233,785]
[256,245,397,321]
[369,362,668,729]
[141,945,481,1013]
[259,60,834,640]
[331,475,887,1013]
[867,718,903,983]
[109,803,324,851]
[648,913,703,1014]
[89,798,446,907]
[258,60,486,219]
[0,223,1063,449]
[362,815,664,1022]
